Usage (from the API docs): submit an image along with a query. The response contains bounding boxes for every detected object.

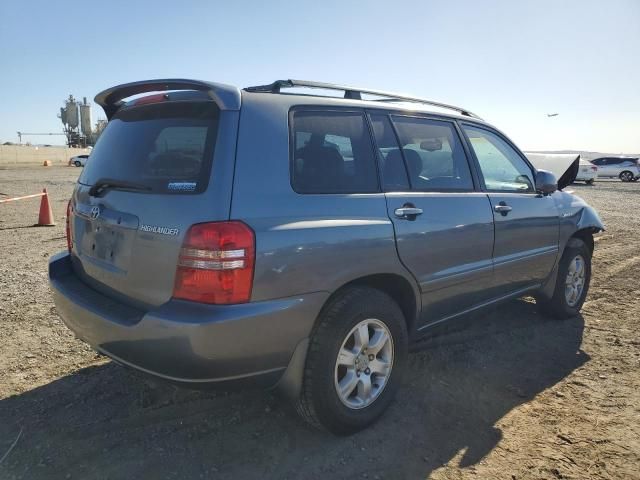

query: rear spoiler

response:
[94,79,241,119]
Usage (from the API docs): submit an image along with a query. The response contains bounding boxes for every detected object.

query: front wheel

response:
[74,161,82,167]
[296,286,408,434]
[537,238,591,319]
[585,179,595,185]
[619,171,633,182]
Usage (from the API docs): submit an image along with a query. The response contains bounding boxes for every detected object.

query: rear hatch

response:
[69,93,238,308]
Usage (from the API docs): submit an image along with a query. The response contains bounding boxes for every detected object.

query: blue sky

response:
[1,0,638,152]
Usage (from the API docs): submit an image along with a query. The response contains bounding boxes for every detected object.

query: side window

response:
[291,111,379,194]
[370,114,410,191]
[463,125,534,192]
[391,116,474,192]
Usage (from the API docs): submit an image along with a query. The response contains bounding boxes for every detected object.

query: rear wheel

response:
[585,179,595,185]
[537,238,591,319]
[296,286,408,434]
[74,160,82,167]
[619,171,633,182]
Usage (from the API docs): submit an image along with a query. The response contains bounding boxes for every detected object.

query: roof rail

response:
[244,79,481,119]
[95,79,241,119]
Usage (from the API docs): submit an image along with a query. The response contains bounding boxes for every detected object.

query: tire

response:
[296,286,408,435]
[619,171,633,182]
[537,238,591,319]
[74,161,82,167]
[585,179,595,185]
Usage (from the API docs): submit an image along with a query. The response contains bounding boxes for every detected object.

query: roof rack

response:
[245,79,481,119]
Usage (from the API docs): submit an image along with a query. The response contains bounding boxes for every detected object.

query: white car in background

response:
[575,159,598,184]
[68,154,89,167]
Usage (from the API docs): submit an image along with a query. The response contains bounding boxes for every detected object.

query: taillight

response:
[173,221,255,304]
[591,166,598,172]
[66,200,73,252]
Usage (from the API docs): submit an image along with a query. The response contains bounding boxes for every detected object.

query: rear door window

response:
[291,110,379,194]
[370,114,410,191]
[390,116,474,192]
[79,101,220,194]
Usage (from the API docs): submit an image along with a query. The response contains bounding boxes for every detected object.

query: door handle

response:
[494,202,512,216]
[394,206,423,219]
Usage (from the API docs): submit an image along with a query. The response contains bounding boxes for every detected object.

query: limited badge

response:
[167,182,197,192]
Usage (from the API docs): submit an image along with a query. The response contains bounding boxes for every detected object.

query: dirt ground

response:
[0,166,638,480]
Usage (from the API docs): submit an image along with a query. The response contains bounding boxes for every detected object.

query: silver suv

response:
[49,79,603,434]
[590,157,640,182]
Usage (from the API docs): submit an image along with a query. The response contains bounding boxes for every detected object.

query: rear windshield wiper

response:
[88,178,152,197]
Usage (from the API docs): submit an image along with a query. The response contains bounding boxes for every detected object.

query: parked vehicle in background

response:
[49,79,604,434]
[576,159,598,184]
[69,154,89,167]
[590,157,640,182]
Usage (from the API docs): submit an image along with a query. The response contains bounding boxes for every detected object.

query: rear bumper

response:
[49,252,326,388]
[575,171,597,181]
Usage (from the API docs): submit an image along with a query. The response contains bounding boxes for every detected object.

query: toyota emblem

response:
[90,206,101,219]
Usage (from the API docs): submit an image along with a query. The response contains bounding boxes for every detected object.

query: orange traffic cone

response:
[37,188,56,226]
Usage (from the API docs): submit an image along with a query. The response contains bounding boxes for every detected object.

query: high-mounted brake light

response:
[173,221,255,304]
[133,93,169,106]
[66,200,73,252]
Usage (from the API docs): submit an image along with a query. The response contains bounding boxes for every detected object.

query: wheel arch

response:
[275,272,420,402]
[539,226,599,301]
[619,170,634,180]
[333,273,420,333]
[569,228,596,255]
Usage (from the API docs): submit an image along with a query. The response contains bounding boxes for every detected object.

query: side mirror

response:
[535,169,558,195]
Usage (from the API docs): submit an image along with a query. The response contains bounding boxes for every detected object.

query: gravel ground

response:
[0,166,638,480]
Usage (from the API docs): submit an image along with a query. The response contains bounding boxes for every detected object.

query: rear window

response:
[291,110,379,194]
[79,101,219,194]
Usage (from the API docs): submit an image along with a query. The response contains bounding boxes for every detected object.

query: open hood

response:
[524,153,580,190]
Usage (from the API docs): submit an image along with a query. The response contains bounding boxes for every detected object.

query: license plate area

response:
[75,204,139,272]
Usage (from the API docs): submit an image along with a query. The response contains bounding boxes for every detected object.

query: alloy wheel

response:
[334,318,394,409]
[565,254,586,307]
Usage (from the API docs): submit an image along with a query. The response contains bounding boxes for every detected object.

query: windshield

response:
[79,101,220,194]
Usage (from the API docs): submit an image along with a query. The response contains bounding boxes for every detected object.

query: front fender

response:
[538,191,604,299]
[554,191,604,251]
